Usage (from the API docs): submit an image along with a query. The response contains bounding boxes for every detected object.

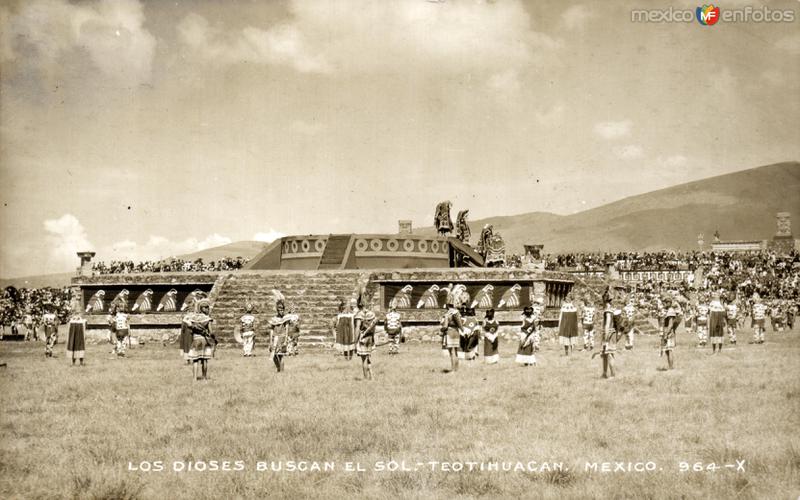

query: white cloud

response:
[177,13,331,74]
[614,144,644,159]
[101,233,232,261]
[3,0,156,85]
[44,214,94,270]
[253,230,286,243]
[594,120,632,140]
[561,5,593,31]
[177,0,557,77]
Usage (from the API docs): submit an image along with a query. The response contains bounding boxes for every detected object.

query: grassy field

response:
[1,326,798,499]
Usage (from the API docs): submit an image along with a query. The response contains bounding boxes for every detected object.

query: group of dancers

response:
[36,283,787,382]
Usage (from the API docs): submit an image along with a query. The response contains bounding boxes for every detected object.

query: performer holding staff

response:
[355,299,377,380]
[597,297,620,378]
[108,303,130,357]
[660,297,677,370]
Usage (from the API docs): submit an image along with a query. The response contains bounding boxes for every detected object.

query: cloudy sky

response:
[1,0,798,278]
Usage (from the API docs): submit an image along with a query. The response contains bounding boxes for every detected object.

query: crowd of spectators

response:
[91,257,249,274]
[1,287,74,334]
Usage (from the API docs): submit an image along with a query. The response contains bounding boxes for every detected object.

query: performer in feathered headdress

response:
[659,296,677,371]
[355,292,377,380]
[132,289,154,313]
[269,290,300,372]
[434,200,454,236]
[235,301,258,357]
[108,301,130,358]
[440,285,466,372]
[384,302,403,355]
[455,209,471,243]
[187,298,214,381]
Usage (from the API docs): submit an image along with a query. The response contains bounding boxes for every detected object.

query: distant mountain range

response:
[451,161,799,253]
[3,162,797,288]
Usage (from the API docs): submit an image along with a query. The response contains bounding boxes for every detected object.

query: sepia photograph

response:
[1,0,799,498]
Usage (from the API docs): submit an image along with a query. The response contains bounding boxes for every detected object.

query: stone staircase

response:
[317,235,352,270]
[209,271,366,347]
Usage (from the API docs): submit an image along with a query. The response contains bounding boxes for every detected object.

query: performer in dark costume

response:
[516,306,537,366]
[66,310,86,366]
[482,309,500,364]
[441,285,466,372]
[187,299,215,381]
[660,297,677,370]
[558,294,579,355]
[459,306,480,361]
[455,209,471,243]
[332,300,355,360]
[434,200,454,236]
[708,291,726,354]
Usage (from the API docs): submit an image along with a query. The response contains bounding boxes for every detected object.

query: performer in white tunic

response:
[725,299,738,345]
[558,295,579,355]
[751,294,767,344]
[384,305,403,355]
[580,297,596,351]
[42,305,58,358]
[482,309,500,364]
[695,296,709,347]
[623,297,637,350]
[108,304,130,357]
[235,302,258,357]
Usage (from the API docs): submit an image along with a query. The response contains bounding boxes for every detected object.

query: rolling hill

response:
[3,162,797,288]
[421,161,800,253]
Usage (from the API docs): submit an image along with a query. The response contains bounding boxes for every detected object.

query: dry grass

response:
[1,326,799,499]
